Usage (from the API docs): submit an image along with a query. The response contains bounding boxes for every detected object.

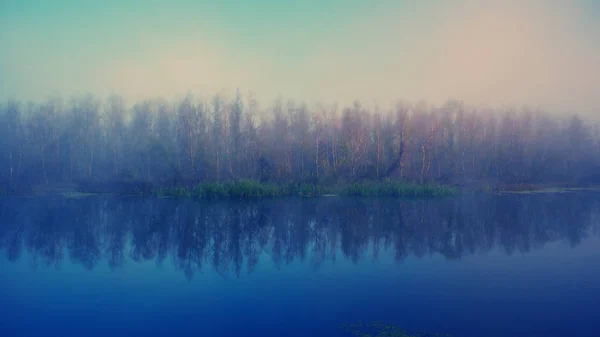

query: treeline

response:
[1,92,599,193]
[1,195,597,279]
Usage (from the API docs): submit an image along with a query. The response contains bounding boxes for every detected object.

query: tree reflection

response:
[0,193,599,278]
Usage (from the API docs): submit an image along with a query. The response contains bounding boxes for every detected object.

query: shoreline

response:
[3,181,600,199]
[155,180,458,198]
[2,180,458,198]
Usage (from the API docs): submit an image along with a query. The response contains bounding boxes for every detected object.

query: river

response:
[1,193,599,336]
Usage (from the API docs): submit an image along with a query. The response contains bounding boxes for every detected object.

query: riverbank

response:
[4,180,456,198]
[155,180,458,199]
[489,183,600,194]
[5,180,600,199]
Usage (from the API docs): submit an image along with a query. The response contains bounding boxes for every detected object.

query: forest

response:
[1,91,599,195]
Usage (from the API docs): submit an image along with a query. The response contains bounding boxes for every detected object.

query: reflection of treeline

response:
[1,94,600,194]
[0,195,598,279]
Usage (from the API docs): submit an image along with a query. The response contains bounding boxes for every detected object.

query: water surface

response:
[1,194,599,337]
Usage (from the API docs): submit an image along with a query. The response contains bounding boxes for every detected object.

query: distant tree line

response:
[1,92,599,192]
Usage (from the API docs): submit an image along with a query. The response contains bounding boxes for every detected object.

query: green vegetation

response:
[340,181,458,197]
[341,321,451,337]
[192,180,279,198]
[491,183,600,195]
[156,180,324,198]
[155,180,457,199]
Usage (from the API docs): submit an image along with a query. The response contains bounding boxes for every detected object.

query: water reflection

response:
[1,194,598,279]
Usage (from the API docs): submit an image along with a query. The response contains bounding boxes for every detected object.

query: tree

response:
[1,101,23,185]
[106,95,126,176]
[2,92,600,191]
[177,95,203,183]
[131,100,154,181]
[229,89,243,176]
[341,101,369,179]
[29,102,52,185]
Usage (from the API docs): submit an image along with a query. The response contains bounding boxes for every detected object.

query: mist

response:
[1,1,599,115]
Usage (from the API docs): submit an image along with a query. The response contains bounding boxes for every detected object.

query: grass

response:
[193,180,280,198]
[492,183,600,195]
[156,180,324,199]
[339,181,458,197]
[156,185,191,198]
[155,179,457,199]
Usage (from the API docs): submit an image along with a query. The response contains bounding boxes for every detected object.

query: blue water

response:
[1,194,599,337]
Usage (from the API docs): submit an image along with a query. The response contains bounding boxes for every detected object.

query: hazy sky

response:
[1,0,599,113]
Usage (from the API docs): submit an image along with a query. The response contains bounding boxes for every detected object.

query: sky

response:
[1,0,600,114]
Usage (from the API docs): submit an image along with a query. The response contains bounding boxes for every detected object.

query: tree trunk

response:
[203,136,208,180]
[18,144,22,177]
[76,144,82,178]
[376,133,381,180]
[420,145,426,184]
[190,144,196,183]
[113,144,119,175]
[472,149,476,174]
[315,133,319,181]
[301,148,304,176]
[41,145,48,185]
[70,149,73,180]
[287,140,292,177]
[191,156,196,182]
[461,148,466,177]
[331,131,337,173]
[146,153,150,182]
[227,144,233,178]
[88,147,94,180]
[250,148,256,180]
[399,135,404,180]
[9,151,13,184]
[399,147,404,180]
[216,148,220,181]
[426,147,432,180]
[56,137,60,177]
[437,149,441,178]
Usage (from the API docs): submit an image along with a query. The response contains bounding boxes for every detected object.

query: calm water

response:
[1,194,599,337]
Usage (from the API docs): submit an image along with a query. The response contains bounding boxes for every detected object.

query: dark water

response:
[1,194,599,337]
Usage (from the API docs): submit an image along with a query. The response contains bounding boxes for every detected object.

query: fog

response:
[1,1,599,115]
